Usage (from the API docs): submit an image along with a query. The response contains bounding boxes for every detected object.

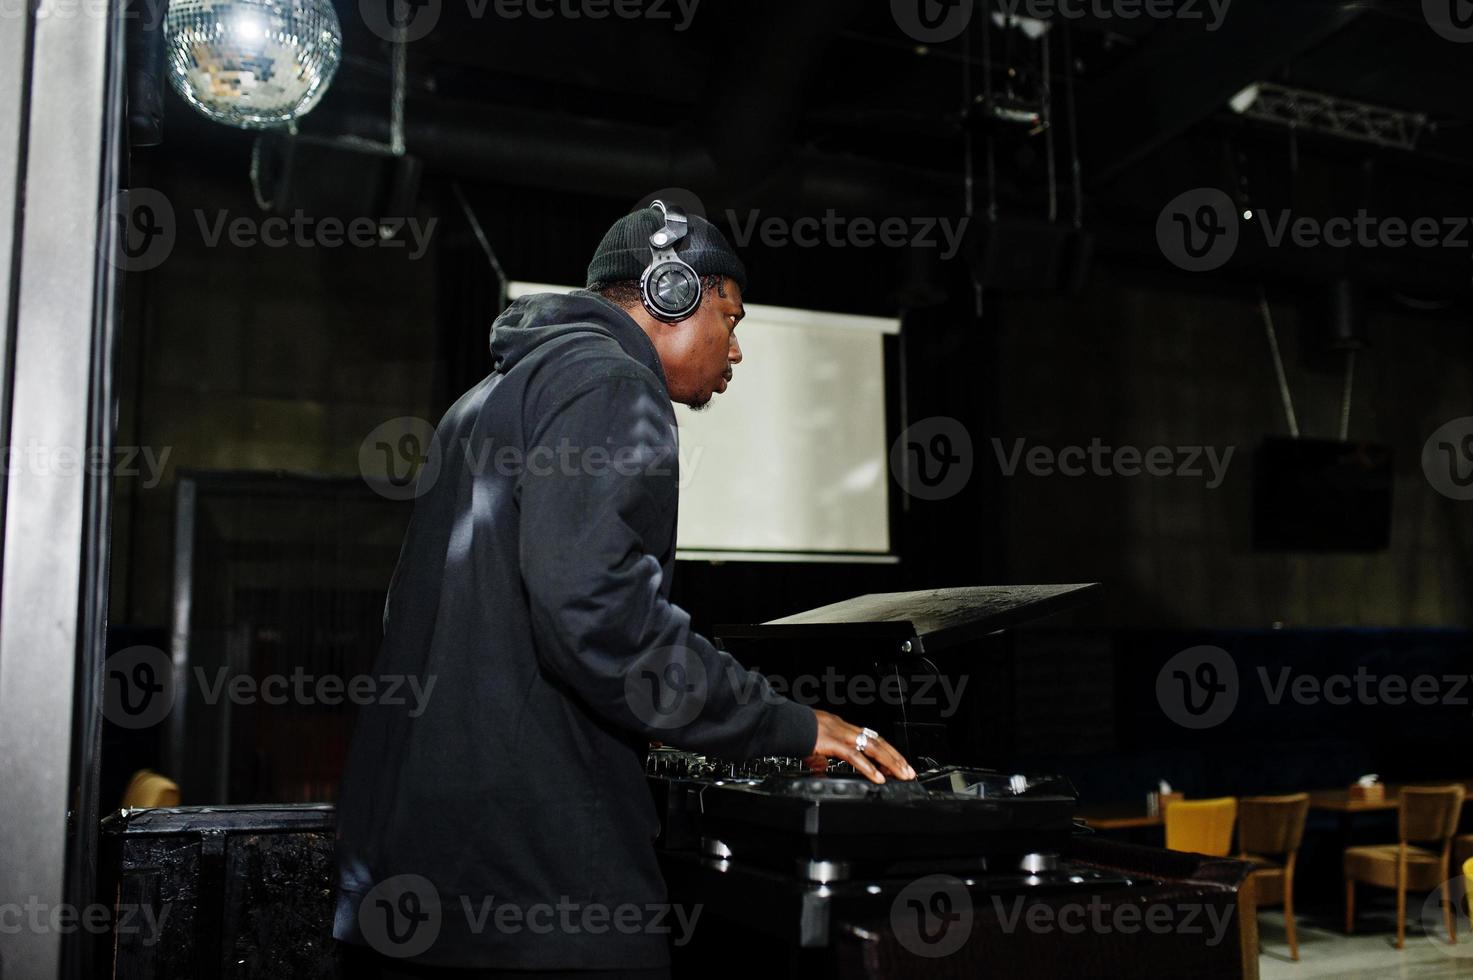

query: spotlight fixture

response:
[164,0,342,130]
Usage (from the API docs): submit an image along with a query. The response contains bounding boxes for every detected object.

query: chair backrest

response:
[1464,856,1473,912]
[1165,797,1238,857]
[1400,785,1466,845]
[120,768,181,809]
[1238,793,1311,857]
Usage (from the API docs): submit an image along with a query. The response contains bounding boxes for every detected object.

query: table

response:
[1078,800,1163,831]
[1308,779,1473,816]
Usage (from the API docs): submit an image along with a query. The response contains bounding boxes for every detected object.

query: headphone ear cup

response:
[641,259,703,321]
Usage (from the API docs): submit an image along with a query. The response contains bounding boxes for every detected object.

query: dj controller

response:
[647,747,1124,889]
[647,590,1252,975]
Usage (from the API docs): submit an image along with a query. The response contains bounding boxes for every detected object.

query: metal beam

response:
[1079,0,1363,184]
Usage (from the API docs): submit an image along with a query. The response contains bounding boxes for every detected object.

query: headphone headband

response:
[649,200,689,250]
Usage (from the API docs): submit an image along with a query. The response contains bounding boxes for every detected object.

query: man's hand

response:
[805,709,916,784]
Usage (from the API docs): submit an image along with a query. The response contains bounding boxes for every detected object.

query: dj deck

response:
[647,585,1260,978]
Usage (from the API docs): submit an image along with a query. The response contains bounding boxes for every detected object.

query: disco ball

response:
[164,0,342,130]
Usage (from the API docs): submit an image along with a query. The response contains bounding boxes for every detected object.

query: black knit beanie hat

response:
[586,205,748,292]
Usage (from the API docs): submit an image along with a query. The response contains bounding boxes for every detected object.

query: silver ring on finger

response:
[854,730,869,753]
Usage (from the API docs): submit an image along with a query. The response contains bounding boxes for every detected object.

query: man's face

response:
[653,278,745,411]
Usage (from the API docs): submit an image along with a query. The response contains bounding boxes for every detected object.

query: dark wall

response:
[112,145,443,626]
[991,267,1473,627]
[112,135,1473,638]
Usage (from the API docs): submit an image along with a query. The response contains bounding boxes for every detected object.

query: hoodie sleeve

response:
[515,371,817,759]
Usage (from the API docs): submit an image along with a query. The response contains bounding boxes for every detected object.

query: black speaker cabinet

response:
[1252,436,1393,551]
[99,805,340,979]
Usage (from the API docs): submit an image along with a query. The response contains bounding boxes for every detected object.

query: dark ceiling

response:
[148,0,1473,302]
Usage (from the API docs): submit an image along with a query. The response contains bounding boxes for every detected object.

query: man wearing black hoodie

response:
[334,205,913,979]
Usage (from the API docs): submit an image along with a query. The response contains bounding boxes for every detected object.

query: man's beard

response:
[685,395,713,412]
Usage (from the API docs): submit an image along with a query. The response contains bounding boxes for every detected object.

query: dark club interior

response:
[3,1,1473,977]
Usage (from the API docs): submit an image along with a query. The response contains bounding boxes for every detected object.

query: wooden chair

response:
[1165,797,1238,857]
[1456,833,1473,879]
[1344,784,1465,949]
[1237,793,1310,960]
[1465,856,1473,923]
[120,768,180,809]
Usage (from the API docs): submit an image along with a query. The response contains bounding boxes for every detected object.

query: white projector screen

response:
[508,283,897,561]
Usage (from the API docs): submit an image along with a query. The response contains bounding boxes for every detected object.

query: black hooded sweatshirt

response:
[333,290,817,970]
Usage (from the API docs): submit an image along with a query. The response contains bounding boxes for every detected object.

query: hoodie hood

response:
[489,290,667,391]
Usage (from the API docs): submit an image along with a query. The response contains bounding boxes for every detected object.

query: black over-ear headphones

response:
[640,200,703,322]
